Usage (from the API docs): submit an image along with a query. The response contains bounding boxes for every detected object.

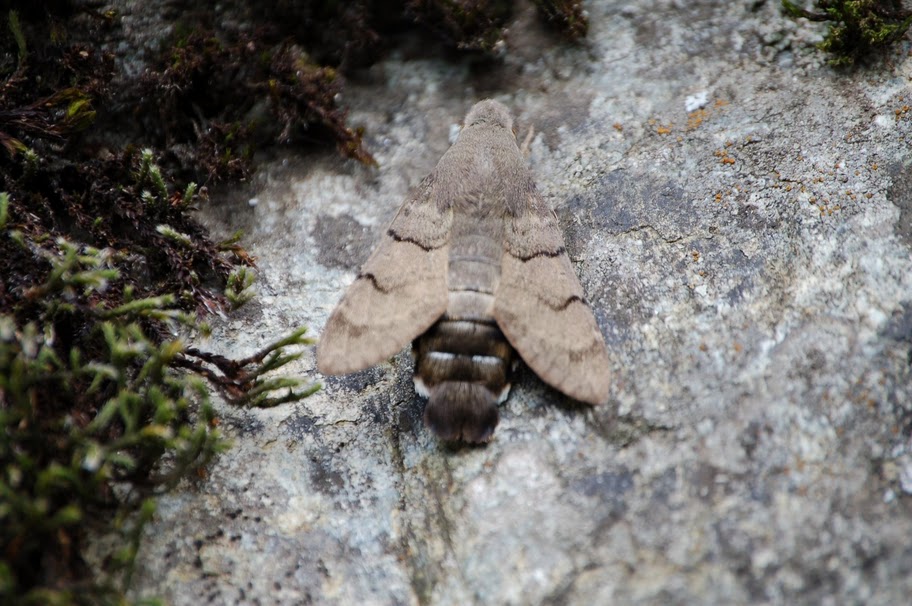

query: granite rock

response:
[125,1,912,604]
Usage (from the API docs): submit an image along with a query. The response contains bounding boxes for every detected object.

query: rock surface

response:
[128,1,912,603]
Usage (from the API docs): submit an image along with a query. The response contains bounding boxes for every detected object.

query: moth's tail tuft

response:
[423,382,499,444]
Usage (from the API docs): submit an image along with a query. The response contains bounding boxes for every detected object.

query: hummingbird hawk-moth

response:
[317,100,611,443]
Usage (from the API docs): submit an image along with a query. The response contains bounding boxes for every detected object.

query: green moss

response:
[0,185,317,602]
[0,233,225,603]
[8,10,27,65]
[225,266,256,310]
[0,9,318,600]
[783,0,912,65]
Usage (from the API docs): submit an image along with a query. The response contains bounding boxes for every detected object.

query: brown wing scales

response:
[317,177,452,375]
[494,194,611,405]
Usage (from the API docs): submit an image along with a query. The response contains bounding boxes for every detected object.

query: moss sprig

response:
[178,327,320,408]
[225,266,256,310]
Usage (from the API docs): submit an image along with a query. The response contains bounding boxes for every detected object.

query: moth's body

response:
[317,100,611,443]
[413,150,516,442]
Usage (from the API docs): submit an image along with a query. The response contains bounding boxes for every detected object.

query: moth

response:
[317,100,611,443]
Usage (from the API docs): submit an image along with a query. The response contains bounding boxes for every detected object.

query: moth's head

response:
[464,99,514,132]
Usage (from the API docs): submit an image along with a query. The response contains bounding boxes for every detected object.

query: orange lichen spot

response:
[656,125,672,135]
[686,109,708,130]
[713,149,737,165]
[714,99,728,108]
[714,192,723,203]
[613,122,623,132]
[871,163,878,171]
[691,250,701,262]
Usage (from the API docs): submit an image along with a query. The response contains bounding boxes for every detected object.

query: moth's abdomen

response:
[414,314,516,443]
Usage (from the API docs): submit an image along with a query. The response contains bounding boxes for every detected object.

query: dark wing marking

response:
[317,177,452,374]
[494,191,611,404]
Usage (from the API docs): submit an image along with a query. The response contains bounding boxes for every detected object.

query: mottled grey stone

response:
[888,160,912,246]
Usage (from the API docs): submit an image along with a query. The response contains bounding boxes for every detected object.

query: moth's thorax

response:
[438,125,525,211]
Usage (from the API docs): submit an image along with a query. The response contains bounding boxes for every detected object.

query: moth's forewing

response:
[493,149,612,405]
[316,177,451,375]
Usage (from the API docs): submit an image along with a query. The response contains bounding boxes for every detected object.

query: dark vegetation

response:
[0,1,589,603]
[782,0,912,65]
